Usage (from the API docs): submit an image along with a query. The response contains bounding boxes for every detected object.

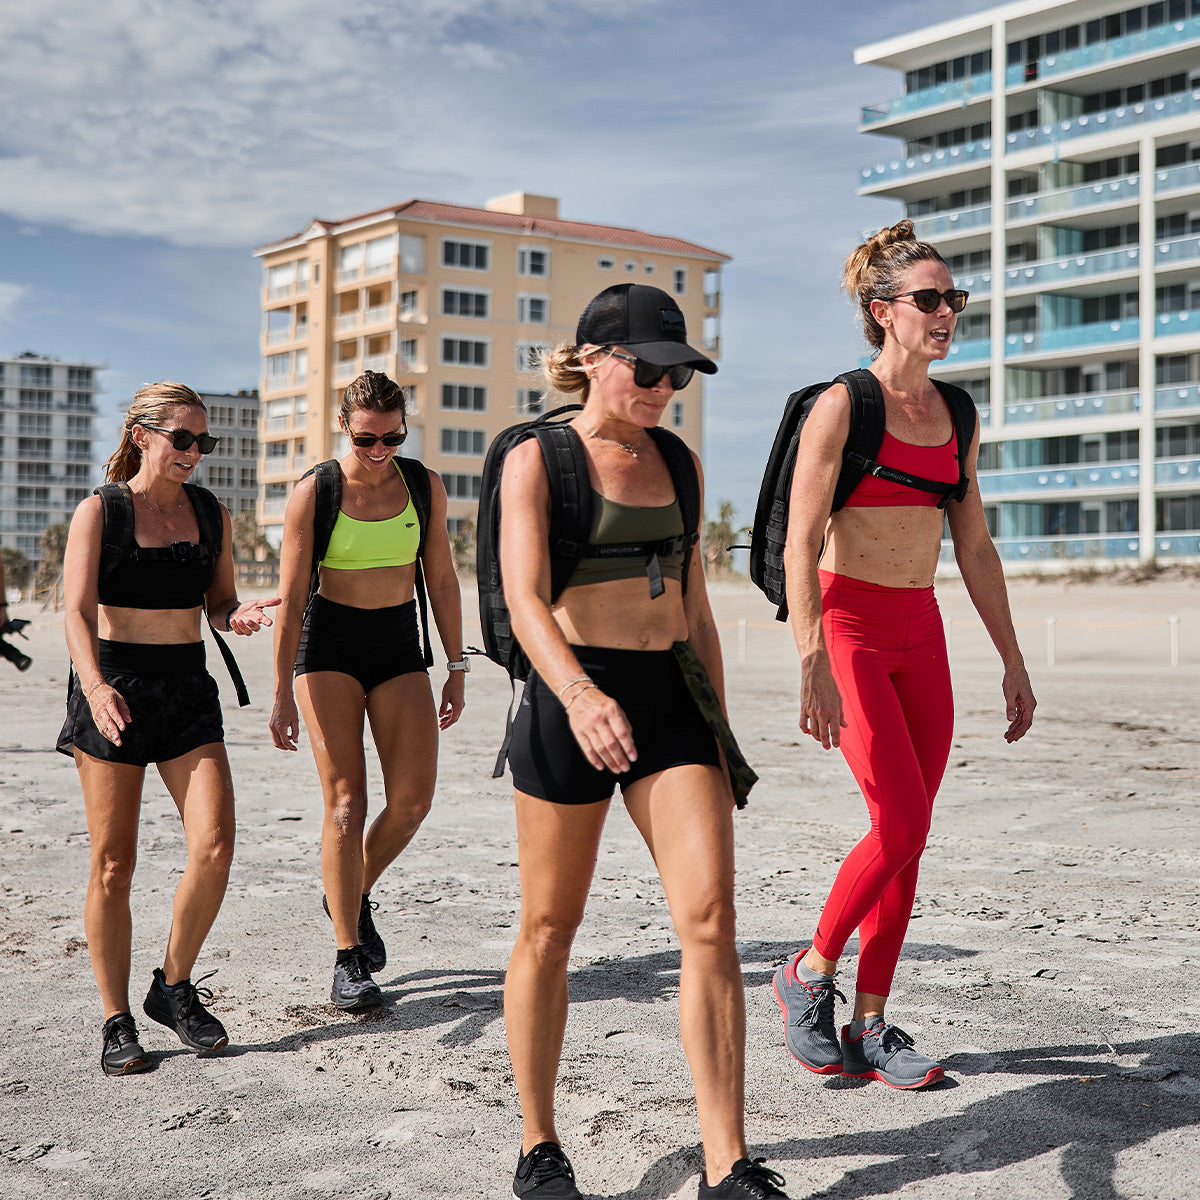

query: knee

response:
[91,851,136,898]
[326,786,367,836]
[674,892,738,955]
[517,914,584,970]
[195,829,235,877]
[387,790,432,833]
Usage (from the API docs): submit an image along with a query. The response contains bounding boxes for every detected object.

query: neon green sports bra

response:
[321,463,421,570]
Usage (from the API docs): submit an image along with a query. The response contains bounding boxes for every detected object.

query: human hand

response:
[229,597,282,635]
[1002,664,1035,743]
[566,687,637,773]
[87,682,132,747]
[798,659,846,750]
[269,693,301,751]
[438,672,465,730]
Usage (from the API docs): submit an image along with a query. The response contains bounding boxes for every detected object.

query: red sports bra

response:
[842,430,960,508]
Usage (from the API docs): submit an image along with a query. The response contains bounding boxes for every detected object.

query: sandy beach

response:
[2,574,1198,1200]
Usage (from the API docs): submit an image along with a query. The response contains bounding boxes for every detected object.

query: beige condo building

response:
[254,192,729,543]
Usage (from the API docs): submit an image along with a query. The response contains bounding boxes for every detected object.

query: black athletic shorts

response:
[295,594,426,694]
[508,644,721,805]
[57,640,224,767]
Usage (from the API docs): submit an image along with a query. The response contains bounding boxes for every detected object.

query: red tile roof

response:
[258,199,729,261]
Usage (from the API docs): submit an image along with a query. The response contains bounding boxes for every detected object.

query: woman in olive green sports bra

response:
[269,371,466,1013]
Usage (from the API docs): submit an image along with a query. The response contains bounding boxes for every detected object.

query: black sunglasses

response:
[605,348,694,391]
[878,289,969,314]
[140,423,219,454]
[347,427,407,448]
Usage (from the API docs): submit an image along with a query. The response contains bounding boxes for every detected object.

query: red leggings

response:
[811,571,954,997]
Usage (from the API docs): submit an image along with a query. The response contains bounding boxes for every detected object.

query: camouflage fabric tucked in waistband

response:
[671,640,757,809]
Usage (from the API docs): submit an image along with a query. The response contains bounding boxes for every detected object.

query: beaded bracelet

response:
[556,674,593,703]
[224,602,240,632]
[84,680,105,700]
[564,682,598,711]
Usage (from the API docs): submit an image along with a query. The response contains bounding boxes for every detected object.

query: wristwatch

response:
[447,658,470,673]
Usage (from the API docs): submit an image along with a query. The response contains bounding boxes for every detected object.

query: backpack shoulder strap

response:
[646,427,701,595]
[534,423,594,603]
[94,482,136,578]
[394,456,434,668]
[932,379,978,506]
[831,369,885,512]
[183,483,222,557]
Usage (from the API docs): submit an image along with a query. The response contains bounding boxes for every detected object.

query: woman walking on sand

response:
[269,370,466,1011]
[499,284,789,1200]
[773,221,1035,1089]
[59,382,278,1076]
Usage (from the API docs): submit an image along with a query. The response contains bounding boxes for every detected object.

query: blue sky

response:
[0,0,1001,524]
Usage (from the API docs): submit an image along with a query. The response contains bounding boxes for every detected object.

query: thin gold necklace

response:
[585,425,647,458]
[135,488,187,515]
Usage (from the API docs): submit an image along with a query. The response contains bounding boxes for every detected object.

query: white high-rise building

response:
[857,0,1200,567]
[0,353,101,562]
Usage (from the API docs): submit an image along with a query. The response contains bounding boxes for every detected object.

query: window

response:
[240,466,257,489]
[598,257,614,270]
[518,247,549,277]
[241,406,258,428]
[442,289,489,318]
[18,413,51,435]
[19,389,52,410]
[67,367,93,388]
[400,235,426,274]
[399,338,421,371]
[65,391,92,411]
[338,242,364,277]
[442,384,486,411]
[673,267,687,296]
[440,428,486,456]
[517,294,549,324]
[399,289,419,318]
[441,338,488,367]
[20,365,51,386]
[671,402,685,429]
[442,240,489,271]
[643,263,656,275]
[516,388,544,416]
[240,436,257,457]
[516,342,550,372]
[266,352,291,381]
[265,441,288,459]
[66,415,90,436]
[625,261,637,273]
[443,473,483,500]
[364,233,398,274]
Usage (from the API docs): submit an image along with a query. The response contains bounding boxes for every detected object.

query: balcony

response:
[861,72,992,128]
[978,460,1139,497]
[945,337,991,363]
[362,304,394,328]
[859,138,992,188]
[1155,455,1200,487]
[1007,177,1140,222]
[955,270,991,297]
[335,311,361,333]
[986,535,1142,564]
[1156,234,1200,268]
[1005,246,1139,290]
[1005,90,1200,155]
[334,361,359,382]
[1155,161,1200,194]
[1005,318,1140,356]
[1154,531,1200,557]
[1155,308,1200,336]
[1004,388,1140,424]
[1038,16,1200,81]
[1156,382,1200,412]
[910,205,992,240]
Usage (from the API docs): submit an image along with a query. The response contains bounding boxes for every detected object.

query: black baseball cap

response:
[576,284,717,374]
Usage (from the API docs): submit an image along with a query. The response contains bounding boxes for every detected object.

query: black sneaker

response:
[330,949,382,1010]
[142,968,229,1054]
[322,892,387,973]
[699,1157,789,1199]
[512,1141,582,1199]
[101,1012,149,1076]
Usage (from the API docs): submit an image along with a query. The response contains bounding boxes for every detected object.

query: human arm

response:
[500,439,636,773]
[945,426,1036,743]
[782,386,851,749]
[62,497,131,745]
[420,468,466,730]
[268,480,317,751]
[204,505,281,636]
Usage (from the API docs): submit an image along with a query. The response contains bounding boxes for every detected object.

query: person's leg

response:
[295,671,369,950]
[505,792,608,1155]
[362,671,438,892]
[76,752,145,1019]
[155,743,237,984]
[624,764,745,1186]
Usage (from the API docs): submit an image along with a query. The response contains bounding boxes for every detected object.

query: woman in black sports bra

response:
[59,381,278,1078]
[500,285,788,1200]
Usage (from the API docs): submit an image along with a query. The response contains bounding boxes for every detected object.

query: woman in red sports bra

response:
[772,221,1036,1091]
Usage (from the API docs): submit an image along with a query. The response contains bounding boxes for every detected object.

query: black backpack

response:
[303,456,435,668]
[475,405,701,774]
[748,368,976,621]
[94,481,250,706]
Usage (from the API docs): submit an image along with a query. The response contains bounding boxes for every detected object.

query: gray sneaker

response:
[772,957,844,1075]
[330,950,382,1011]
[840,1017,944,1089]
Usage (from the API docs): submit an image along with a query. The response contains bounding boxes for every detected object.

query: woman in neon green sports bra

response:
[269,371,466,1012]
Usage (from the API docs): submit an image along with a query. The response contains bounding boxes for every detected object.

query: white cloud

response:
[0,282,25,323]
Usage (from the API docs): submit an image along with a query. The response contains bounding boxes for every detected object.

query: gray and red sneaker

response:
[772,955,845,1075]
[840,1017,944,1089]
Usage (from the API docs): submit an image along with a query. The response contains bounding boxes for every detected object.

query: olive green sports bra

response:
[566,490,685,588]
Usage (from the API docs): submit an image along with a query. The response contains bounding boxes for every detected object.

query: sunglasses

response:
[140,423,219,454]
[605,348,694,391]
[347,427,407,448]
[878,289,969,314]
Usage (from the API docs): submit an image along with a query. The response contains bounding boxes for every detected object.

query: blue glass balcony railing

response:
[1156,309,1200,335]
[1006,246,1139,288]
[1155,456,1200,486]
[955,271,990,296]
[910,206,992,240]
[978,462,1140,497]
[1039,16,1200,79]
[1004,389,1140,423]
[861,72,993,127]
[991,536,1142,563]
[1155,162,1200,193]
[860,139,992,187]
[1006,177,1140,221]
[945,337,991,362]
[1006,318,1140,355]
[1156,235,1200,266]
[1006,91,1200,154]
[1156,383,1200,411]
[1154,532,1200,557]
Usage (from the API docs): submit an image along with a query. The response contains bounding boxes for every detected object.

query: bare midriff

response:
[823,505,946,590]
[551,575,689,651]
[98,606,205,643]
[317,561,418,609]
